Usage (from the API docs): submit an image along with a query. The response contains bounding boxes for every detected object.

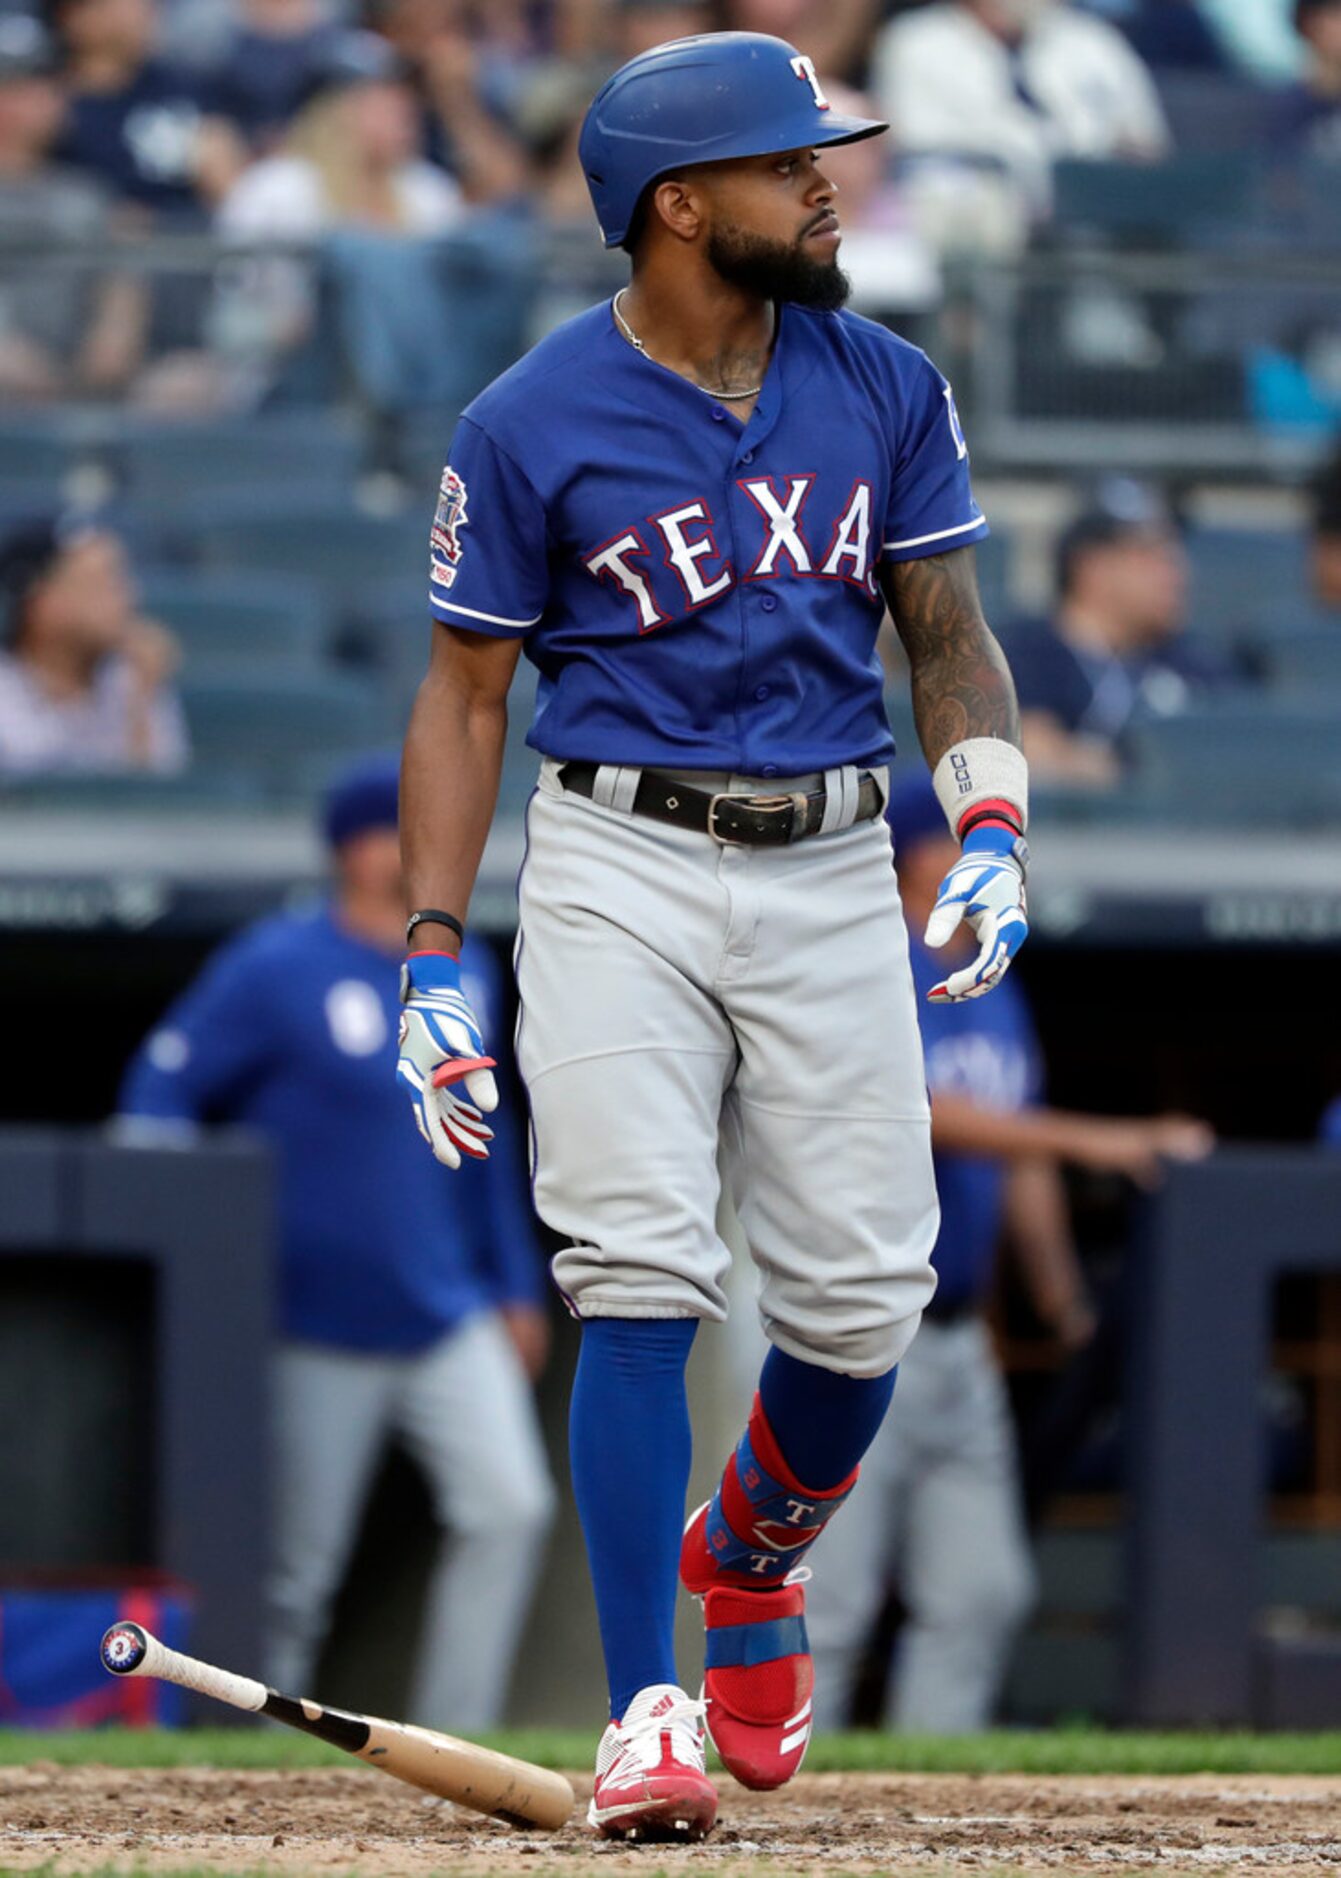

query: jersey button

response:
[741,449,755,464]
[761,764,779,777]
[760,594,778,612]
[710,406,727,422]
[754,685,770,701]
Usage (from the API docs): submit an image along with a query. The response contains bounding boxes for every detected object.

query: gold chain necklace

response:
[612,290,763,402]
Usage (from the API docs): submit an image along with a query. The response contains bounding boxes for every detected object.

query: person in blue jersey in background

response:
[804,775,1212,1733]
[117,754,555,1733]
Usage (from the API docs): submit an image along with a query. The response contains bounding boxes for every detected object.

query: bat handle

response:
[101,1622,269,1713]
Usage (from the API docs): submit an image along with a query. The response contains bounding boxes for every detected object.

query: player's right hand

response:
[397,952,499,1169]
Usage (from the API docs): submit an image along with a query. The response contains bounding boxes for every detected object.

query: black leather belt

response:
[556,762,883,846]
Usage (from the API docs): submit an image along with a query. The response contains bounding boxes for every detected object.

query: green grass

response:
[3,1725,1341,1776]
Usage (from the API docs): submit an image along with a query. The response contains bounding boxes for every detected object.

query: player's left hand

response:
[924,825,1028,1003]
[398,952,499,1168]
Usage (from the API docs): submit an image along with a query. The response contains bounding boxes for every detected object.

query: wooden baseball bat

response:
[99,1622,574,1831]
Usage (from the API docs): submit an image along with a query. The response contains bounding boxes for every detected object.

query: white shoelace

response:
[600,1691,707,1779]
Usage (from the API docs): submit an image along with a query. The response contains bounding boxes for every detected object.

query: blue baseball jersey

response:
[910,937,1043,1315]
[427,299,988,775]
[118,907,546,1352]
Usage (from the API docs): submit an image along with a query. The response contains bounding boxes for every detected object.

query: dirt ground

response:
[5,1765,1341,1877]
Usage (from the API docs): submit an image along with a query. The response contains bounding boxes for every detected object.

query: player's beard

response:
[705,219,851,312]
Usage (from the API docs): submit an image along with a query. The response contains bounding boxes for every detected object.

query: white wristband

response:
[931,738,1029,838]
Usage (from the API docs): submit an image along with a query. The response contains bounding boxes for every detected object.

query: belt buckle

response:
[706,791,809,845]
[706,792,750,845]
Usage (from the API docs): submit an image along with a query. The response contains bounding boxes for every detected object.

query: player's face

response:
[1101,532,1188,644]
[28,531,134,657]
[337,827,405,920]
[699,148,850,312]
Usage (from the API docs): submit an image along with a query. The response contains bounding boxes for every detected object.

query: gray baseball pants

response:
[517,758,939,1379]
[805,1315,1037,1732]
[266,1311,555,1731]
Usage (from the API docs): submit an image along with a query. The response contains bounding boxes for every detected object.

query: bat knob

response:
[101,1621,149,1675]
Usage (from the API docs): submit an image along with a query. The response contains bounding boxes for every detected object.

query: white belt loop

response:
[592,764,641,814]
[820,765,859,834]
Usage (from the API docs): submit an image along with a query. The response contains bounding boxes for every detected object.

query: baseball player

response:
[396,31,1029,1840]
[119,756,555,1733]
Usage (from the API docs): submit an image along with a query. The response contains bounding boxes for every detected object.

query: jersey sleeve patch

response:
[426,418,550,637]
[430,467,469,591]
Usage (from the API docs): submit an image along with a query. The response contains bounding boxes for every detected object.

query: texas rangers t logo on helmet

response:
[790,55,830,111]
[431,467,469,589]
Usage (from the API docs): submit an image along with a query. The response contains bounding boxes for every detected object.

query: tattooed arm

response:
[878,546,1021,769]
[881,546,1030,1004]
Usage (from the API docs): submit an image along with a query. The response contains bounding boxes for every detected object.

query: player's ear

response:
[651,174,703,245]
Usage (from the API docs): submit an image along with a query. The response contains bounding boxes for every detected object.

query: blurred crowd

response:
[1,0,1340,407]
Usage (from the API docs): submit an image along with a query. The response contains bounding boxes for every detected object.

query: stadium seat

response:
[1183,527,1312,641]
[1127,703,1341,822]
[1050,155,1259,246]
[112,413,364,510]
[185,500,428,597]
[1261,627,1341,696]
[136,569,329,672]
[0,422,83,486]
[1153,73,1285,158]
[179,670,389,790]
[0,770,264,810]
[972,528,1011,626]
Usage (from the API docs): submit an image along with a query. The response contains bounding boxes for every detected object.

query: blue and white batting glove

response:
[924,825,1029,1003]
[397,952,499,1168]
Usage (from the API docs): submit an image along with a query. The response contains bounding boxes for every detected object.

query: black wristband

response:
[406,908,465,947]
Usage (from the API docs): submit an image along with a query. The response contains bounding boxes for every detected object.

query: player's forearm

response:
[401,658,507,954]
[886,549,1021,770]
[1001,1156,1090,1334]
[932,1094,1114,1163]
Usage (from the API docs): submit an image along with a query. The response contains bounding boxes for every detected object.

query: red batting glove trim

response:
[430,1055,497,1089]
[955,797,1024,840]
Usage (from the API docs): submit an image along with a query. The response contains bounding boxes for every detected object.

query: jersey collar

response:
[601,295,792,450]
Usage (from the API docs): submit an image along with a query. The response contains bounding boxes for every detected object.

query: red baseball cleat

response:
[587,1683,718,1842]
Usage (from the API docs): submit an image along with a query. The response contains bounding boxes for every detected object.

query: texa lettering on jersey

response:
[427,299,989,776]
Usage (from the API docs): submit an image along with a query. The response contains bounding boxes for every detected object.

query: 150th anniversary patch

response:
[430,467,469,589]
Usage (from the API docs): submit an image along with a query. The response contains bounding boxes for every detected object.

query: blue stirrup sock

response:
[569,1316,698,1720]
[699,1348,898,1585]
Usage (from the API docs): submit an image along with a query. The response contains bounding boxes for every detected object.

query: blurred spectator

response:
[117,755,556,1730]
[206,0,343,150]
[809,79,941,317]
[722,0,880,86]
[1197,0,1306,83]
[1005,480,1233,787]
[1081,0,1229,71]
[1309,439,1341,605]
[1269,0,1341,159]
[0,15,148,401]
[0,517,188,774]
[364,0,529,203]
[870,0,1171,254]
[50,0,245,217]
[805,775,1213,1732]
[611,0,716,64]
[217,31,463,237]
[213,31,465,397]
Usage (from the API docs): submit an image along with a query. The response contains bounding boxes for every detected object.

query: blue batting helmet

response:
[579,32,888,250]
